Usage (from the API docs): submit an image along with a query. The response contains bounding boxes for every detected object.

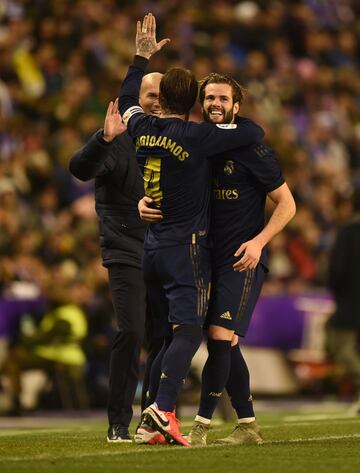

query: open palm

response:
[136,13,170,59]
[103,98,126,142]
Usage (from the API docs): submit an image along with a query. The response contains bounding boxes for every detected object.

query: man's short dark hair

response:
[198,73,246,108]
[160,68,198,116]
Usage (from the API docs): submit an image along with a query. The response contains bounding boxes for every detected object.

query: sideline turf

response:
[0,410,359,473]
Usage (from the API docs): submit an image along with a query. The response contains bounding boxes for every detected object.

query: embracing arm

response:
[191,120,264,157]
[233,183,296,272]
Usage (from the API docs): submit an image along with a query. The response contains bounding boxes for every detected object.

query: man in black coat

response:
[327,187,360,415]
[69,72,163,441]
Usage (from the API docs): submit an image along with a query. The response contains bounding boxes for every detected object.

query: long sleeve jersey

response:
[119,56,264,250]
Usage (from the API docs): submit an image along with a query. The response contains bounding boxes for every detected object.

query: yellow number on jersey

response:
[143,157,163,207]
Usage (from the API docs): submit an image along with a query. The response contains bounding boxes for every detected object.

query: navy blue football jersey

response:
[119,57,264,250]
[210,141,285,269]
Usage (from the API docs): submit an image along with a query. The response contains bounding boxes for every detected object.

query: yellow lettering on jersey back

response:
[173,145,182,156]
[166,139,176,153]
[136,135,190,161]
[159,136,168,148]
[179,151,189,161]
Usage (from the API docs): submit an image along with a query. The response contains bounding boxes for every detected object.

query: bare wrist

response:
[254,234,267,248]
[102,133,114,143]
[136,50,151,60]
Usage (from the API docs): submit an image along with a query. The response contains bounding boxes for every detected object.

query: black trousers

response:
[107,264,146,427]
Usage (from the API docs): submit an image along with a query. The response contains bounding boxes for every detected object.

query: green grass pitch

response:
[0,407,359,473]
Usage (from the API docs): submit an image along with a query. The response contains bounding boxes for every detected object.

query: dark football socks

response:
[145,336,172,409]
[226,344,255,419]
[197,339,232,420]
[155,325,203,412]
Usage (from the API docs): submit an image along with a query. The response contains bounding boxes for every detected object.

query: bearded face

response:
[202,83,239,125]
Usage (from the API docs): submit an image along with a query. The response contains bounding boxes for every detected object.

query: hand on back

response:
[138,196,163,223]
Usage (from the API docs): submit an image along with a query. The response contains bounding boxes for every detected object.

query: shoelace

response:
[192,423,208,439]
[233,423,261,438]
[113,426,129,436]
[234,424,251,433]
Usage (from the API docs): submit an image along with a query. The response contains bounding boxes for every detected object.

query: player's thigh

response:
[157,244,212,327]
[108,264,146,333]
[143,250,172,339]
[207,264,265,337]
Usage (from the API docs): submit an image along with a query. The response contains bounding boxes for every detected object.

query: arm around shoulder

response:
[194,119,265,158]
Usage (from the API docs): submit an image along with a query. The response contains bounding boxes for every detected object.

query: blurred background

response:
[0,0,360,415]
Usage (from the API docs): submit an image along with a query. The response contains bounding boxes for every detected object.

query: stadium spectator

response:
[326,187,360,415]
[2,261,88,415]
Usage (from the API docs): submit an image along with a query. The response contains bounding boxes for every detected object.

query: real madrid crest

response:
[224,160,234,175]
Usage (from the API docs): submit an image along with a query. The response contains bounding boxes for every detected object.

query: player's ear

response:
[233,101,240,115]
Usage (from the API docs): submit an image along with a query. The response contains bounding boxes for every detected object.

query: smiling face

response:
[202,83,240,124]
[139,72,162,116]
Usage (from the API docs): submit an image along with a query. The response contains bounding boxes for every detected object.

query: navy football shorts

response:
[143,243,211,336]
[205,263,266,337]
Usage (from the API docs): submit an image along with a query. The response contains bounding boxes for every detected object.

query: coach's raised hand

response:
[103,98,126,142]
[136,13,170,59]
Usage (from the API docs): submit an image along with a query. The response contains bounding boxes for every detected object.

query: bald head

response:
[139,72,163,116]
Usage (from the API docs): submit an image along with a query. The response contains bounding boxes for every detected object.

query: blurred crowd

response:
[1,0,360,409]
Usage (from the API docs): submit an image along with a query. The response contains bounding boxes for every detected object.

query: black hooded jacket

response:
[69,129,146,269]
[327,215,360,329]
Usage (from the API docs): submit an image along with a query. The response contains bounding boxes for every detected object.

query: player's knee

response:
[207,338,232,356]
[173,324,203,345]
[208,324,234,341]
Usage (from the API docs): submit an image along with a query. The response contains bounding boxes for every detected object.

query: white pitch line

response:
[0,428,74,437]
[284,413,360,422]
[266,433,360,444]
[1,433,360,462]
